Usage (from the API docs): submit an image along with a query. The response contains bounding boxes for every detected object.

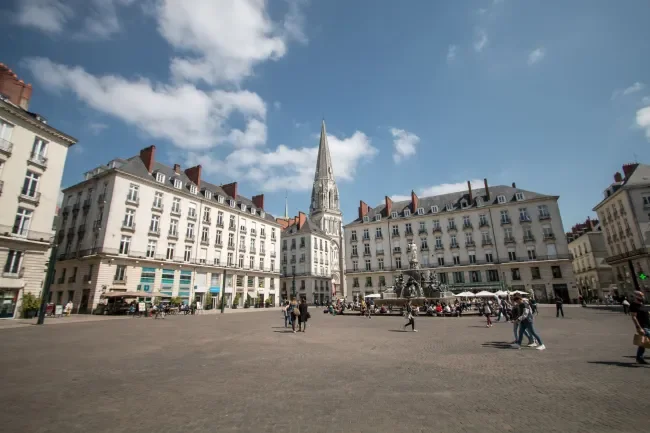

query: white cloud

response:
[612,82,646,100]
[637,106,650,140]
[273,101,282,110]
[446,45,457,63]
[79,0,135,39]
[188,131,378,192]
[23,57,267,150]
[527,47,545,65]
[642,96,650,105]
[15,0,73,33]
[158,0,306,85]
[474,30,488,52]
[88,122,108,135]
[390,128,419,163]
[386,180,485,205]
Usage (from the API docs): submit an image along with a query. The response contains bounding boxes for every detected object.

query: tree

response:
[204,292,213,310]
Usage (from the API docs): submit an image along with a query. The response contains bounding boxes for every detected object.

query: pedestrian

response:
[555,295,564,318]
[403,300,417,332]
[512,296,546,350]
[530,298,538,315]
[298,298,309,332]
[622,298,630,315]
[367,297,374,319]
[290,299,299,332]
[484,302,492,327]
[630,291,649,364]
[282,301,291,327]
[511,298,536,346]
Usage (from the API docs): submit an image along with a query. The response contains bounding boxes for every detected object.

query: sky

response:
[2,0,650,228]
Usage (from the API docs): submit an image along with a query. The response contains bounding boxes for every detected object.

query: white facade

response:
[0,98,76,318]
[567,227,614,300]
[52,152,281,312]
[345,184,577,302]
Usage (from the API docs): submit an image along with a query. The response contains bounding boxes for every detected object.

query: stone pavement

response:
[0,306,648,433]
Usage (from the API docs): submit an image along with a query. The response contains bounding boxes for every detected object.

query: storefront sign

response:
[209,287,220,294]
[138,302,146,312]
[55,305,63,316]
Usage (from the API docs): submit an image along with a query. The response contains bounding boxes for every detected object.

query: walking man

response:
[555,295,564,318]
[403,300,417,332]
[630,291,649,364]
[297,299,309,332]
[512,296,546,350]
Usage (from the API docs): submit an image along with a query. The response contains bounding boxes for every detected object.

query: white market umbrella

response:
[495,290,510,297]
[511,290,529,296]
[365,294,381,299]
[456,291,476,297]
[476,290,498,297]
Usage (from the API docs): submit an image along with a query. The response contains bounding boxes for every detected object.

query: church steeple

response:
[314,120,334,181]
[310,120,340,216]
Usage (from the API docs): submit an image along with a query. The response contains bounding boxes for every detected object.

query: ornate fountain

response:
[380,240,454,304]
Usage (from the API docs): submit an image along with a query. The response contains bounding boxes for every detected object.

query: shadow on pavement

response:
[273,330,295,333]
[482,341,514,350]
[587,361,646,368]
[388,329,409,332]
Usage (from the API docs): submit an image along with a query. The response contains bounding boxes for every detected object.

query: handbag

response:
[633,333,650,349]
[306,312,311,319]
[294,308,300,316]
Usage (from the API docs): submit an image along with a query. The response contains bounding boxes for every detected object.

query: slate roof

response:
[284,216,328,237]
[115,156,278,223]
[346,185,554,227]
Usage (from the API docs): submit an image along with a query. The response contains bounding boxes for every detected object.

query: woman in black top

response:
[630,291,649,364]
[297,299,309,333]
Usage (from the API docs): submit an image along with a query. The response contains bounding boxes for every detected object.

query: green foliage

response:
[204,292,213,309]
[170,296,182,306]
[265,298,272,307]
[21,293,41,313]
[233,293,241,305]
[153,297,161,306]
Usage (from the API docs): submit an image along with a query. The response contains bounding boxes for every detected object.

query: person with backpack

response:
[282,301,291,328]
[512,296,546,350]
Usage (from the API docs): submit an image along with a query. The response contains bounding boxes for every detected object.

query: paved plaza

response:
[1,306,648,433]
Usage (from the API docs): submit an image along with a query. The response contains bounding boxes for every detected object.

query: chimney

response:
[622,163,639,180]
[0,63,33,110]
[139,145,156,173]
[467,181,473,203]
[385,196,393,217]
[298,212,307,229]
[184,165,202,188]
[221,182,238,200]
[173,163,181,174]
[358,200,369,219]
[512,182,516,188]
[483,178,490,200]
[614,172,623,183]
[587,216,594,230]
[252,194,264,210]
[410,191,419,213]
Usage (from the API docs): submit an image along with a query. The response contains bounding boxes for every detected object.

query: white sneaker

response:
[527,342,538,347]
[511,344,521,349]
[413,329,418,332]
[535,344,546,351]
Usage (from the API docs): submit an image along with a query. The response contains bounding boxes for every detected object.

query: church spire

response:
[284,190,288,219]
[314,120,334,181]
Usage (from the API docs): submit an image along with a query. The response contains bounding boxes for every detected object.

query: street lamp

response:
[37,243,59,325]
[291,269,296,299]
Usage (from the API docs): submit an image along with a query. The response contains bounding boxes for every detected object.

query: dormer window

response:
[375,215,381,221]
[461,200,468,209]
[251,207,256,215]
[260,211,265,218]
[173,178,182,189]
[476,197,483,207]
[155,172,165,183]
[391,211,398,218]
[404,209,411,217]
[515,192,525,201]
[417,207,424,215]
[363,216,370,222]
[190,185,198,195]
[431,205,439,213]
[445,203,454,211]
[497,195,506,204]
[229,199,235,208]
[218,195,224,204]
[240,204,246,212]
[204,190,212,200]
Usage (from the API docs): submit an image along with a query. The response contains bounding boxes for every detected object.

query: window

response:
[504,227,513,240]
[519,208,530,221]
[353,278,359,288]
[0,119,15,141]
[453,255,460,265]
[470,270,481,282]
[114,265,126,281]
[13,207,33,236]
[250,238,256,251]
[392,225,399,236]
[447,218,456,229]
[375,227,382,238]
[405,223,412,234]
[395,257,402,268]
[479,214,488,226]
[375,214,381,221]
[227,252,233,266]
[31,137,48,162]
[363,216,369,222]
[146,240,157,258]
[364,244,371,255]
[259,257,265,270]
[417,207,424,215]
[378,258,384,270]
[251,207,256,215]
[170,219,179,236]
[515,192,525,201]
[437,256,445,266]
[123,208,135,227]
[497,195,506,204]
[453,272,464,283]
[365,276,372,287]
[485,252,493,262]
[531,267,541,280]
[538,204,550,218]
[421,238,428,249]
[469,252,476,264]
[201,227,209,243]
[352,245,358,256]
[365,259,371,271]
[153,192,163,209]
[22,171,40,197]
[238,255,245,267]
[217,195,224,204]
[204,190,212,200]
[240,236,246,249]
[352,260,358,271]
[508,250,516,260]
[431,205,439,213]
[215,230,223,247]
[500,210,510,223]
[450,235,458,247]
[552,266,562,278]
[127,183,139,202]
[404,209,411,217]
[391,211,398,218]
[150,215,160,232]
[190,185,198,194]
[527,246,536,260]
[166,243,175,260]
[461,200,468,209]
[476,197,483,207]
[511,268,521,280]
[481,231,491,244]
[487,270,499,282]
[186,222,195,238]
[203,207,211,223]
[446,203,454,211]
[119,235,131,255]
[543,226,554,239]
[432,220,440,230]
[435,237,443,248]
[228,233,235,247]
[419,221,426,232]
[463,215,471,227]
[155,172,165,183]
[249,256,255,269]
[4,250,23,274]
[173,178,182,189]
[240,204,247,212]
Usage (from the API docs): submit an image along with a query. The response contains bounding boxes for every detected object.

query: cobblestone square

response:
[1,306,648,433]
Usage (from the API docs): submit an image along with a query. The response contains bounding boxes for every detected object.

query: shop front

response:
[209,286,220,309]
[0,289,19,319]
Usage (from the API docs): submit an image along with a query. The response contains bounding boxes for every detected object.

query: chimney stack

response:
[622,163,639,180]
[221,182,238,200]
[184,165,202,188]
[614,172,623,183]
[512,182,517,188]
[173,163,181,174]
[410,191,419,213]
[358,200,369,219]
[0,63,33,110]
[139,145,156,173]
[385,196,393,217]
[252,194,264,210]
[298,212,307,229]
[467,181,473,203]
[483,178,490,200]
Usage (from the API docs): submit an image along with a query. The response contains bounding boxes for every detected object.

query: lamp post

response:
[220,268,227,313]
[292,270,296,300]
[37,244,58,325]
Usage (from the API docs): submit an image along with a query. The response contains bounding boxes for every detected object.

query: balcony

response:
[432,226,442,234]
[465,241,475,247]
[61,206,70,216]
[68,275,76,283]
[434,244,444,251]
[28,152,48,169]
[113,277,127,285]
[538,213,551,221]
[421,246,429,252]
[67,227,75,236]
[168,231,179,240]
[57,276,65,284]
[270,251,276,257]
[203,217,211,225]
[121,222,136,232]
[376,249,385,256]
[18,191,41,206]
[523,235,535,243]
[482,239,493,246]
[228,224,236,231]
[271,236,277,242]
[77,224,86,234]
[227,243,235,250]
[519,216,532,223]
[250,247,257,254]
[363,252,372,257]
[125,195,139,206]
[0,138,13,156]
[83,275,92,283]
[500,218,512,226]
[72,202,80,213]
[393,247,401,254]
[186,234,196,243]
[543,233,556,241]
[463,222,473,230]
[626,228,632,237]
[97,193,106,204]
[289,258,296,264]
[2,268,24,278]
[82,199,91,211]
[504,237,516,244]
[201,238,210,246]
[450,243,460,249]
[240,246,247,253]
[351,252,359,258]
[391,232,400,238]
[350,236,358,243]
[299,243,306,249]
[215,240,223,248]
[149,226,161,236]
[187,211,197,221]
[170,207,181,217]
[216,220,224,228]
[375,234,383,240]
[418,228,428,235]
[447,225,457,232]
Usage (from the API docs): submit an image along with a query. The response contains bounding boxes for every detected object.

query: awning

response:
[102,291,152,298]
[209,287,220,294]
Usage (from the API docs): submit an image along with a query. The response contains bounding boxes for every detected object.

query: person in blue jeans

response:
[511,298,536,346]
[511,296,546,350]
[630,291,649,364]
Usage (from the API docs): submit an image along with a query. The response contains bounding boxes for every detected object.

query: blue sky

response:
[3,0,650,228]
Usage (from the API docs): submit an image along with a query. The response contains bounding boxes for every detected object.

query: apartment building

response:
[0,63,77,318]
[566,218,614,300]
[345,180,577,302]
[593,163,650,296]
[51,145,281,312]
[277,212,333,304]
